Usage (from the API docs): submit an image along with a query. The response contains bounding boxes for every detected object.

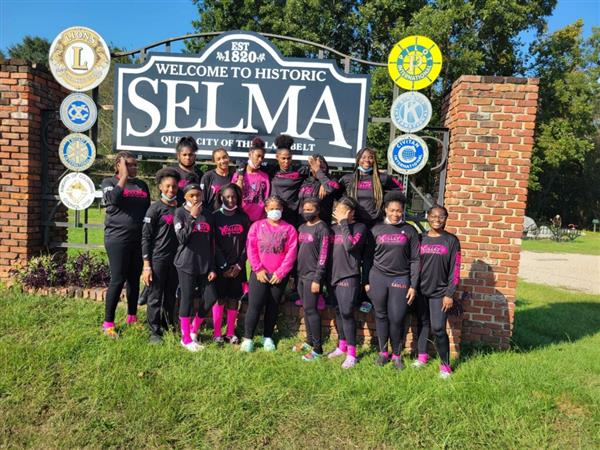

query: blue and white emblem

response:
[387,134,429,175]
[60,93,97,132]
[58,133,96,172]
[390,91,432,133]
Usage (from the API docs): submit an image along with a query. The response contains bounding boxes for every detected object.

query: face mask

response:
[185,201,197,208]
[221,204,237,212]
[302,211,318,222]
[247,159,258,169]
[385,216,403,225]
[267,209,282,221]
[358,166,373,173]
[161,193,177,203]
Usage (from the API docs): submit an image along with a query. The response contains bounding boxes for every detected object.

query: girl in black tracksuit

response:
[171,136,204,206]
[298,154,340,224]
[339,147,403,227]
[366,192,420,369]
[201,147,234,212]
[173,183,217,352]
[295,198,330,360]
[141,168,181,342]
[101,151,150,337]
[414,205,461,378]
[212,184,250,345]
[326,197,370,369]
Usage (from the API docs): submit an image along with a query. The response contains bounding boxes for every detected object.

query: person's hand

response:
[364,284,370,293]
[308,156,321,174]
[406,287,416,305]
[318,185,326,199]
[442,296,454,312]
[117,157,129,179]
[235,175,244,188]
[332,208,349,223]
[228,265,241,279]
[270,273,282,284]
[256,270,269,283]
[190,202,202,218]
[142,267,152,285]
[310,281,320,294]
[207,271,217,282]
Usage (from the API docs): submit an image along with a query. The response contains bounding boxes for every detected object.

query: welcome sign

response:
[114,31,370,165]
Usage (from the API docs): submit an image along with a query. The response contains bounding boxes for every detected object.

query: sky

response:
[0,0,598,57]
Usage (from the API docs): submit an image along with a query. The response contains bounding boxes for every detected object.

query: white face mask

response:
[385,216,403,225]
[161,193,177,203]
[267,209,282,221]
[222,204,237,212]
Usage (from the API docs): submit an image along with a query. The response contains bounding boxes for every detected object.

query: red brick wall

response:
[442,75,539,349]
[0,60,69,278]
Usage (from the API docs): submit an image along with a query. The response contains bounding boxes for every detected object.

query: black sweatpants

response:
[244,271,288,339]
[147,260,178,336]
[298,277,322,353]
[332,276,360,347]
[177,270,217,319]
[368,269,410,355]
[105,240,143,323]
[416,295,450,365]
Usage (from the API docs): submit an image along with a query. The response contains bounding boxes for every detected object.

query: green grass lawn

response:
[521,232,600,256]
[1,281,599,449]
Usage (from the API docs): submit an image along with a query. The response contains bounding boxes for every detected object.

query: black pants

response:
[177,270,217,318]
[332,276,360,347]
[105,239,143,322]
[244,271,288,339]
[368,269,410,355]
[416,295,450,365]
[147,259,178,336]
[298,277,322,353]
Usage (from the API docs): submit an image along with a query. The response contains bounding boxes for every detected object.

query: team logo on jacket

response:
[49,26,110,92]
[60,93,97,132]
[390,91,432,133]
[58,133,96,171]
[387,134,429,175]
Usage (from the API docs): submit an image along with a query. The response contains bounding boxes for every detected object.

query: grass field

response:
[1,281,599,449]
[521,232,600,256]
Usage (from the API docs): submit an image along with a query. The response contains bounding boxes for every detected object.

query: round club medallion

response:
[387,134,429,175]
[390,91,432,133]
[59,172,96,211]
[58,133,96,172]
[60,93,97,132]
[49,26,110,92]
[387,36,443,91]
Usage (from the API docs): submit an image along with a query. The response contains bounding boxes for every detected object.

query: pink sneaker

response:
[327,347,346,359]
[341,355,357,369]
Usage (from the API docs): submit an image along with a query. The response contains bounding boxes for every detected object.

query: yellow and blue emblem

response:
[387,36,442,90]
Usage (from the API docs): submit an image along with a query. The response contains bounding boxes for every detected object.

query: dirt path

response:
[519,251,600,294]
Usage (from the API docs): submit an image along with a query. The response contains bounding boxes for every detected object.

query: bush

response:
[11,252,110,289]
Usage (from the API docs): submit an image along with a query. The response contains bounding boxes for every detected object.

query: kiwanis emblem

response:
[58,133,96,172]
[60,93,97,132]
[59,172,96,211]
[390,91,432,133]
[387,35,442,91]
[49,26,110,92]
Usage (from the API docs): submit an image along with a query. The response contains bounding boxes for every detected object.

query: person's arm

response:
[274,225,298,279]
[141,204,157,263]
[313,226,330,284]
[382,173,404,192]
[101,178,123,207]
[361,229,375,286]
[201,172,211,206]
[234,215,251,268]
[445,237,461,298]
[208,215,217,275]
[315,170,339,195]
[339,220,364,252]
[214,219,228,271]
[246,223,263,273]
[409,228,421,290]
[174,208,195,245]
[141,181,151,210]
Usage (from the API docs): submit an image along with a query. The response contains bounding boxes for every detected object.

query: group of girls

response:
[100,134,461,378]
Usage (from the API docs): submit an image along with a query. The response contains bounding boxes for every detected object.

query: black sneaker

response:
[375,353,390,366]
[149,333,163,344]
[392,357,405,370]
[214,336,225,347]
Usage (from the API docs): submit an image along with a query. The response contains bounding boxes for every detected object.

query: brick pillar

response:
[442,75,539,349]
[0,60,69,279]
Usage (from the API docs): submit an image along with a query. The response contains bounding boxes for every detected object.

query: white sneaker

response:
[439,370,451,380]
[262,337,276,352]
[411,360,427,369]
[181,340,204,352]
[190,332,199,343]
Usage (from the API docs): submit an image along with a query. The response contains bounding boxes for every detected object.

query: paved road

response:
[519,251,600,294]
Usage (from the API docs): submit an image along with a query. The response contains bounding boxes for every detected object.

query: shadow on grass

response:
[511,301,600,350]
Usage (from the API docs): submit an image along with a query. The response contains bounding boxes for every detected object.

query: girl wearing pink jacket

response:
[241,195,298,352]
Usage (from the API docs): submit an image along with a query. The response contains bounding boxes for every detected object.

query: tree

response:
[527,22,600,225]
[7,36,51,64]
